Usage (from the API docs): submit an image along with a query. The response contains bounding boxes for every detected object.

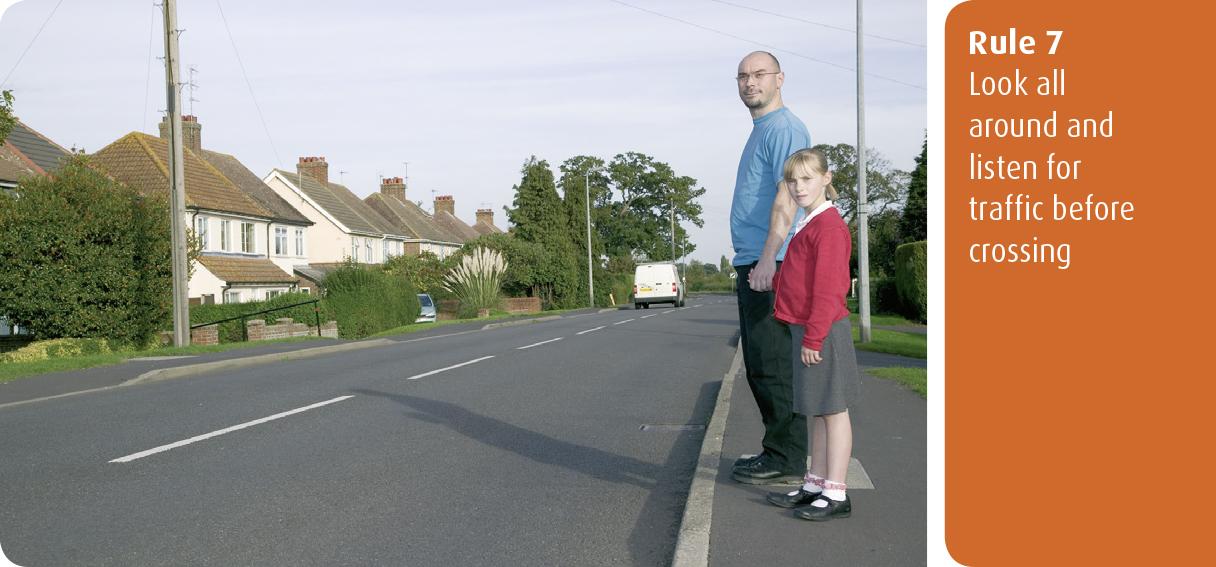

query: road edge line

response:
[672,337,743,567]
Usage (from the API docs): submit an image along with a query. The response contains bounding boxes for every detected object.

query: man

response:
[729,51,810,485]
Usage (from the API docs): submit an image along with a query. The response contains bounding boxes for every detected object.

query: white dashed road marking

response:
[110,395,355,463]
[516,337,563,350]
[406,355,496,380]
[613,319,634,325]
[577,326,605,335]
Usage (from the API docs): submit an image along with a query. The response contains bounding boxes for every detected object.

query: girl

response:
[764,148,860,521]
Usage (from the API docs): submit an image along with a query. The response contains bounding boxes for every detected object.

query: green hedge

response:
[894,241,927,323]
[0,338,111,363]
[323,265,419,339]
[191,292,331,343]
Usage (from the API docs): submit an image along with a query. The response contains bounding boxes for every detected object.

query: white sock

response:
[800,472,824,494]
[812,480,846,508]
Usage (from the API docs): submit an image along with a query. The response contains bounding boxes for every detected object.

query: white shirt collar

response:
[794,200,834,234]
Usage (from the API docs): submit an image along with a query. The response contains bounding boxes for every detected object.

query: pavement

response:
[0,301,926,565]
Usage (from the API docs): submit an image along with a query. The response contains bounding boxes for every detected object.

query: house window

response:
[383,239,390,260]
[300,287,311,295]
[274,227,287,256]
[225,291,242,304]
[295,228,305,256]
[365,239,373,263]
[351,237,359,261]
[241,222,255,253]
[195,216,208,250]
[220,220,230,251]
[266,290,282,300]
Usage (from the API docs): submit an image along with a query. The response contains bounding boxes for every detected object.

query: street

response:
[0,300,740,566]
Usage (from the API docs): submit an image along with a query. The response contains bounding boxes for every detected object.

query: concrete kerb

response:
[671,339,744,567]
[126,339,396,386]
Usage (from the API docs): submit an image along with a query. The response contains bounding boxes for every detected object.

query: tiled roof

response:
[327,180,402,237]
[92,133,273,219]
[472,220,505,236]
[199,150,312,225]
[432,210,481,243]
[364,193,457,243]
[197,255,298,284]
[272,169,382,235]
[4,121,70,174]
[0,144,36,184]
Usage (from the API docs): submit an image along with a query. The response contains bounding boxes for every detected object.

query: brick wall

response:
[245,318,339,341]
[191,325,219,346]
[503,296,541,314]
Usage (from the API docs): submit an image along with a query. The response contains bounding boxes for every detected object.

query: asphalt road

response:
[0,299,741,566]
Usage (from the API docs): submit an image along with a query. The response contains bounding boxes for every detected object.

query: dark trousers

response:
[735,262,808,473]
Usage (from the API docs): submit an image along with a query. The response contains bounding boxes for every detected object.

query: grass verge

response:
[849,313,924,328]
[866,367,927,397]
[0,336,325,384]
[853,327,926,359]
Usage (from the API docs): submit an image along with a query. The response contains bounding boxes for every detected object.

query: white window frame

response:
[365,239,374,263]
[351,237,359,261]
[295,228,305,257]
[274,227,287,256]
[383,239,390,260]
[195,216,209,250]
[220,220,230,251]
[225,291,242,304]
[266,290,282,300]
[241,222,255,254]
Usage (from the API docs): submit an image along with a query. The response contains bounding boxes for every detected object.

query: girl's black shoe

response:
[794,494,851,521]
[765,489,822,509]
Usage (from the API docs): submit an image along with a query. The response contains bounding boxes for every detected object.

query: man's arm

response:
[747,186,797,292]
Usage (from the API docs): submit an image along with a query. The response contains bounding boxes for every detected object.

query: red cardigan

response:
[773,207,852,350]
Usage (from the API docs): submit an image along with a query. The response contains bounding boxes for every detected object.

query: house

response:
[263,157,408,267]
[363,177,462,259]
[429,195,482,244]
[90,116,304,304]
[1,119,73,337]
[471,208,505,236]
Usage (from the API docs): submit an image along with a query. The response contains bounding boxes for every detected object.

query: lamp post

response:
[584,166,606,308]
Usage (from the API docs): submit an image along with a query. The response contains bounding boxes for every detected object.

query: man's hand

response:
[748,256,778,291]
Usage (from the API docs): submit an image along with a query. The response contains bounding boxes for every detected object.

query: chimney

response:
[380,177,406,203]
[158,114,202,154]
[434,195,455,216]
[297,156,328,187]
[476,208,495,226]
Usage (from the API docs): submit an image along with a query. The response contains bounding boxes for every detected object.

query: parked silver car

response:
[416,293,437,323]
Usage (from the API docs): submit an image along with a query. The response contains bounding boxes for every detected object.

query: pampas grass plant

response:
[443,247,507,316]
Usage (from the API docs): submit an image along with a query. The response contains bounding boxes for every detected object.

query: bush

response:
[0,156,176,347]
[872,276,903,316]
[894,241,927,323]
[443,247,507,315]
[323,265,419,338]
[0,338,111,363]
[191,292,331,343]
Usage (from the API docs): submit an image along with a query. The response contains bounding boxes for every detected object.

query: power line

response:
[706,0,925,48]
[1,0,66,89]
[215,0,283,167]
[604,0,924,91]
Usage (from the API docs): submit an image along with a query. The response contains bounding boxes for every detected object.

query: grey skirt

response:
[789,318,861,416]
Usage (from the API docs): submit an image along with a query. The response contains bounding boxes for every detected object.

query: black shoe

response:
[794,494,851,521]
[733,453,764,470]
[766,488,823,509]
[731,458,804,485]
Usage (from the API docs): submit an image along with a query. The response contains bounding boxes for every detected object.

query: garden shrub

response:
[0,338,111,363]
[323,265,419,338]
[894,241,927,323]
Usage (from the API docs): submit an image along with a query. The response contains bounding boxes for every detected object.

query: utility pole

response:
[584,166,606,308]
[856,0,872,343]
[163,0,190,346]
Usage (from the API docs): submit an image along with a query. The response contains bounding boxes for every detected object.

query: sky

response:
[0,0,926,263]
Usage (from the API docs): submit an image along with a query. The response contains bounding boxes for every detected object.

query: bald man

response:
[729,51,810,485]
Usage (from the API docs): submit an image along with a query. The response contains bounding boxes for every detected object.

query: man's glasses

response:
[736,71,779,83]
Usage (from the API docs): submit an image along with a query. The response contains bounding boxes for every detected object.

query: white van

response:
[633,262,684,309]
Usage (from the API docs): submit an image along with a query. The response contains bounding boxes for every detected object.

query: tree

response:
[504,156,581,308]
[599,151,706,262]
[0,90,14,145]
[720,255,732,274]
[0,155,173,346]
[558,155,611,306]
[382,251,455,299]
[899,135,928,244]
[813,143,909,224]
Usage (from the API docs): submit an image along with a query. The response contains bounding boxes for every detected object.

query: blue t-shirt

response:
[729,107,811,266]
